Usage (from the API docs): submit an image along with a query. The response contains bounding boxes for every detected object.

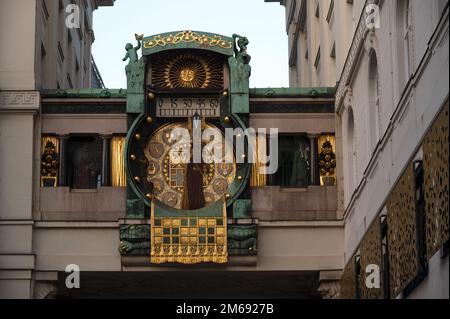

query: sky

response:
[92,0,288,89]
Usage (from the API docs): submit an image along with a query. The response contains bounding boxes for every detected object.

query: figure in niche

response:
[181,116,206,210]
[290,142,310,188]
[181,154,206,210]
[123,34,145,93]
[69,140,101,189]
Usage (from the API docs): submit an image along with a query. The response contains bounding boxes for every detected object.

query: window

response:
[67,136,102,189]
[396,0,413,92]
[404,0,413,78]
[368,50,381,152]
[267,135,311,188]
[41,42,47,88]
[346,107,357,196]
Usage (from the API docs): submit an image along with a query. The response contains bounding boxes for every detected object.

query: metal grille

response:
[387,163,418,298]
[340,256,356,299]
[360,219,383,299]
[423,103,449,259]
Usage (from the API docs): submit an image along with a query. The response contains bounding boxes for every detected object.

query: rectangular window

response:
[267,135,311,188]
[67,136,102,189]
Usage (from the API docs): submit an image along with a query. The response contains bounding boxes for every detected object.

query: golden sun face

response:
[180,68,196,83]
[151,51,224,90]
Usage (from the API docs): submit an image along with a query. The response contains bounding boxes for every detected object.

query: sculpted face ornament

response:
[180,68,196,84]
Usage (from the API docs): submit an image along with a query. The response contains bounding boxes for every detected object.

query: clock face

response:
[141,122,236,210]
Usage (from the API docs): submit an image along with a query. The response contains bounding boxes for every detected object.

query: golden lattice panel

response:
[387,163,418,298]
[340,256,356,299]
[150,216,227,264]
[360,219,383,299]
[423,103,449,260]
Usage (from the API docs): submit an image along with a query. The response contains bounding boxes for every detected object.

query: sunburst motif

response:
[152,51,223,90]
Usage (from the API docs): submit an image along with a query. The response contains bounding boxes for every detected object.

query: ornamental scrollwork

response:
[144,30,232,49]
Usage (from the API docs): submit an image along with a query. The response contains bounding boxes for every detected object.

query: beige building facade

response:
[272,0,449,298]
[0,0,114,298]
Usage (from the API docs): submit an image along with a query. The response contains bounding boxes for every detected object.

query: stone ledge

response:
[121,255,257,269]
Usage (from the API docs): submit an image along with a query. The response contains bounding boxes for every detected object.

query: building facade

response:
[0,0,114,298]
[1,27,343,298]
[271,0,449,298]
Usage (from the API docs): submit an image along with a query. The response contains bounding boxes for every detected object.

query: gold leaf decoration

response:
[144,30,232,49]
[151,51,223,89]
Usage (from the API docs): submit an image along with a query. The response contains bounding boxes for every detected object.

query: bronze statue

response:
[122,34,143,64]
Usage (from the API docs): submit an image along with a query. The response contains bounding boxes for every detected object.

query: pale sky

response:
[92,0,288,89]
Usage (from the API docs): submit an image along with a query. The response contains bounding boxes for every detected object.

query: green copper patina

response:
[121,31,257,259]
[228,34,251,114]
[123,35,146,113]
[119,224,150,255]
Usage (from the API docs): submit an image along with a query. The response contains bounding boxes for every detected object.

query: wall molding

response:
[0,91,40,112]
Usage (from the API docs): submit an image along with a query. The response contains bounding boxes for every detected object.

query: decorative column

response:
[58,135,70,187]
[308,134,320,186]
[101,135,112,187]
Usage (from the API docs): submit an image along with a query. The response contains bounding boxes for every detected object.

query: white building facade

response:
[270,0,449,298]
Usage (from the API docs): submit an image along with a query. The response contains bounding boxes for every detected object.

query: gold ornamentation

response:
[250,134,267,187]
[319,135,337,186]
[111,136,127,187]
[340,256,356,299]
[152,51,223,89]
[146,116,153,124]
[144,30,232,49]
[143,122,236,210]
[152,179,165,195]
[212,178,228,194]
[360,220,383,299]
[162,192,179,207]
[150,201,228,264]
[423,103,449,260]
[134,133,141,141]
[41,136,59,187]
[387,163,418,298]
[147,160,160,177]
[148,142,165,159]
